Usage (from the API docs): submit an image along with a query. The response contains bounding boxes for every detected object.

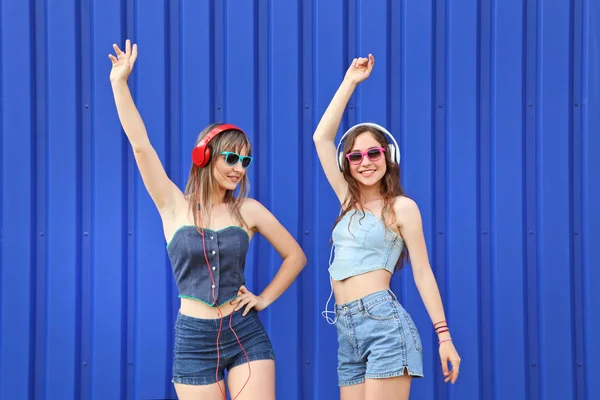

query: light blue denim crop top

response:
[328,210,404,280]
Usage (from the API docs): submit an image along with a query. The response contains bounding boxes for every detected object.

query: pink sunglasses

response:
[345,147,386,165]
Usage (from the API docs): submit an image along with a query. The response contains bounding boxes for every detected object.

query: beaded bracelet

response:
[439,337,453,345]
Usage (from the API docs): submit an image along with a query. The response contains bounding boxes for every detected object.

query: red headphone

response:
[191,123,245,167]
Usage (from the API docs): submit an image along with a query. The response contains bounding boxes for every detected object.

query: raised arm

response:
[109,40,183,215]
[312,54,375,204]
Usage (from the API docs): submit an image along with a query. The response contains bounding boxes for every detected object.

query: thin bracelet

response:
[439,337,453,345]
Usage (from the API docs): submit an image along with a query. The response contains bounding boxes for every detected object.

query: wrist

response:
[341,77,358,90]
[437,330,451,340]
[110,78,129,87]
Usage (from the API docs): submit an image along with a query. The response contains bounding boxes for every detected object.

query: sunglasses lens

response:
[367,149,383,161]
[348,153,362,163]
[241,157,252,168]
[225,153,239,165]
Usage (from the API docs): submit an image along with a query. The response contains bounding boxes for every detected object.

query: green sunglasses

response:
[220,151,253,169]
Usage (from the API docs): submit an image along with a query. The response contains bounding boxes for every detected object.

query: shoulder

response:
[392,196,421,226]
[241,197,266,213]
[240,197,271,230]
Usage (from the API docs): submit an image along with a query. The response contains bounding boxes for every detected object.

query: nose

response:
[360,154,372,167]
[233,162,245,173]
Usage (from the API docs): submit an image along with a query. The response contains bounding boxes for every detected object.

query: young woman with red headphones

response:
[109,40,306,400]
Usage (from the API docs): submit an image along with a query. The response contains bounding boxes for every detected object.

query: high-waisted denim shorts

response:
[334,289,424,386]
[172,308,275,385]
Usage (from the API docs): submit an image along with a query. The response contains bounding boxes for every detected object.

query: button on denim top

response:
[329,210,404,280]
[166,225,249,306]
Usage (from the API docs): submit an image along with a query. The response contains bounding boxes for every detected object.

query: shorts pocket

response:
[363,299,397,321]
[401,308,423,353]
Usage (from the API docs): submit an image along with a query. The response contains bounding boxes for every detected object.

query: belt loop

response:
[387,289,398,302]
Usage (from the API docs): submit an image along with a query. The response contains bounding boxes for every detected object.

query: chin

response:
[352,172,385,187]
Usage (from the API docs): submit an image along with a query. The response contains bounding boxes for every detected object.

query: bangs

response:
[216,130,252,156]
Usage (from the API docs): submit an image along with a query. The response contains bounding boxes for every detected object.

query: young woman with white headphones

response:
[313,54,460,400]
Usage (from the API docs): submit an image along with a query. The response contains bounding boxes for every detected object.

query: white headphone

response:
[335,122,401,172]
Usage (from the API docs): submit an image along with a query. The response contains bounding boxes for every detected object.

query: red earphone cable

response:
[195,176,251,400]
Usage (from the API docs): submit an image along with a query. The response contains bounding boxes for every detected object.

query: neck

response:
[359,184,382,204]
[211,188,227,205]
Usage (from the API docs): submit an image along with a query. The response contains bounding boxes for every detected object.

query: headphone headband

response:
[192,123,245,167]
[335,122,400,172]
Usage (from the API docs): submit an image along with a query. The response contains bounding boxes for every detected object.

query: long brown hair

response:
[183,123,251,231]
[334,125,408,269]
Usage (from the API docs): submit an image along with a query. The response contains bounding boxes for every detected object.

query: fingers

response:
[366,53,375,72]
[108,54,117,64]
[113,43,122,56]
[125,39,131,55]
[450,358,460,384]
[356,57,369,67]
[243,301,254,316]
[130,43,138,65]
[231,294,256,316]
[440,358,449,380]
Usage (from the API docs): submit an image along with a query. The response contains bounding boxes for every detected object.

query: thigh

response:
[340,382,365,400]
[227,360,275,400]
[365,374,412,400]
[172,313,226,386]
[174,381,227,400]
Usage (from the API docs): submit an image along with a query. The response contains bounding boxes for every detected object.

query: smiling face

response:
[212,146,251,192]
[345,131,388,189]
[184,124,252,229]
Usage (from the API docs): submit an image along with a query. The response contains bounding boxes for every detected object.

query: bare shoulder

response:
[392,196,422,227]
[240,197,269,230]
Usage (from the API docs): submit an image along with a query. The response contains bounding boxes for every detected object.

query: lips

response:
[359,169,376,177]
[227,175,241,183]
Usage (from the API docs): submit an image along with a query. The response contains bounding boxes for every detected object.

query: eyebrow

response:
[349,146,379,152]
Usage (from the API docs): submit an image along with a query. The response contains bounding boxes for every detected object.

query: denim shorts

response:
[334,289,424,386]
[172,308,275,385]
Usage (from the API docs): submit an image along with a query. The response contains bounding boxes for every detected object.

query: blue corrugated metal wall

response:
[0,0,598,399]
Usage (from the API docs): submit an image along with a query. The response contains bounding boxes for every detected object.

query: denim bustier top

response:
[167,225,249,306]
[329,210,404,280]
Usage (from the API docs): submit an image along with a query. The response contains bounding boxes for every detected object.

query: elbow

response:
[131,141,152,155]
[289,248,307,270]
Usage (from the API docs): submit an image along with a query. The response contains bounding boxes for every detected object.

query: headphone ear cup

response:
[338,152,344,172]
[387,144,395,163]
[192,144,212,167]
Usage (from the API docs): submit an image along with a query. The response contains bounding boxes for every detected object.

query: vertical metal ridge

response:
[0,0,4,391]
[524,0,540,398]
[478,0,493,398]
[0,0,4,392]
[433,0,448,396]
[125,0,135,397]
[214,0,224,122]
[165,1,178,398]
[300,0,315,397]
[79,0,92,397]
[34,0,49,398]
[27,2,38,395]
[389,0,406,304]
[570,0,585,397]
[118,2,130,398]
[345,0,355,126]
[254,0,268,291]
